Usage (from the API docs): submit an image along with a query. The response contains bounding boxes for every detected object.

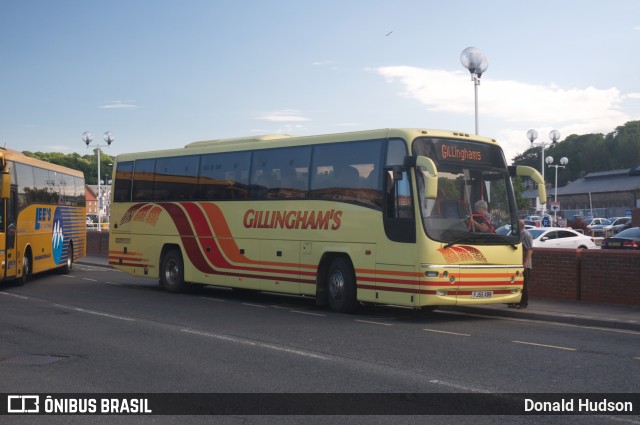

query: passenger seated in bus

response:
[467,199,496,233]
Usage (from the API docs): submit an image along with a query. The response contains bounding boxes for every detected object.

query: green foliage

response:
[23,150,114,185]
[512,176,530,211]
[512,120,640,186]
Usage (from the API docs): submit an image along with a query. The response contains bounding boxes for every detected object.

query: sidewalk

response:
[77,256,640,332]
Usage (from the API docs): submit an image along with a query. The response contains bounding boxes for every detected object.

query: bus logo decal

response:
[119,204,163,226]
[437,246,487,264]
[35,207,52,230]
[52,208,65,265]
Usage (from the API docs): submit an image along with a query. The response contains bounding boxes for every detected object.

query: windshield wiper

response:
[444,236,480,249]
[490,234,518,250]
[444,233,517,249]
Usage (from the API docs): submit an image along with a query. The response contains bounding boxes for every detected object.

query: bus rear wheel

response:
[18,251,32,286]
[326,257,358,314]
[60,243,73,274]
[160,249,187,293]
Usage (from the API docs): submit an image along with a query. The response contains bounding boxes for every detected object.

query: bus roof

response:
[0,146,84,178]
[115,128,499,162]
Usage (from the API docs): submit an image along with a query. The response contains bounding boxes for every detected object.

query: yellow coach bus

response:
[0,148,86,284]
[108,129,545,313]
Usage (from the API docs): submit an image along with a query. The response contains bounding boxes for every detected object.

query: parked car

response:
[586,217,609,228]
[588,218,612,236]
[600,227,640,250]
[526,228,597,249]
[496,224,535,236]
[605,217,632,234]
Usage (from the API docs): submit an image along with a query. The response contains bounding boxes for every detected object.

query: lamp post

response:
[527,129,561,214]
[545,155,568,225]
[82,131,115,231]
[460,47,488,135]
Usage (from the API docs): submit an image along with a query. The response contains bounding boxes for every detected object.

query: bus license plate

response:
[472,291,493,299]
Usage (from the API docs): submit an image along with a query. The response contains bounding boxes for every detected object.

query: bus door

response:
[1,186,17,281]
[4,187,18,280]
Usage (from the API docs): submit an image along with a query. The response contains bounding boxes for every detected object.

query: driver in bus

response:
[467,199,496,233]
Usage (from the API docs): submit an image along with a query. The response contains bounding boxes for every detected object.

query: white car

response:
[527,228,597,249]
[586,217,609,228]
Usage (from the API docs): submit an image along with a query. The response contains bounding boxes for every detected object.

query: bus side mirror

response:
[512,165,546,205]
[409,156,438,200]
[0,171,10,200]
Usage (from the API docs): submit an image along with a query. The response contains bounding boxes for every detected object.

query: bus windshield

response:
[413,137,519,244]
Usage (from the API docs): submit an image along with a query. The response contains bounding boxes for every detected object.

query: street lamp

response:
[527,129,561,214]
[460,47,488,135]
[83,131,115,232]
[545,155,568,225]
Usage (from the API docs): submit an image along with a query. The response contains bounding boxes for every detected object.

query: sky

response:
[1,0,639,165]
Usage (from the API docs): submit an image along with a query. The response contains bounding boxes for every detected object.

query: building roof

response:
[521,167,640,199]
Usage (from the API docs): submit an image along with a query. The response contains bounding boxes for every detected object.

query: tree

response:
[512,121,640,185]
[21,150,114,185]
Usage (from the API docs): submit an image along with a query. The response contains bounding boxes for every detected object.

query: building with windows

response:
[521,163,640,219]
[85,184,111,219]
[85,185,98,216]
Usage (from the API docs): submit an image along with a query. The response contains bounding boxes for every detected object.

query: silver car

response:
[605,217,632,234]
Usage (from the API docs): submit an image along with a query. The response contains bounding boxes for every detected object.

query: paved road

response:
[1,264,639,424]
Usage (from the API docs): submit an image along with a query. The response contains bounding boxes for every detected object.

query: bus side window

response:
[385,167,413,219]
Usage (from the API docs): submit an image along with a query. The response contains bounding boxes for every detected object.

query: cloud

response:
[256,110,311,122]
[312,60,334,66]
[99,101,140,109]
[375,66,637,162]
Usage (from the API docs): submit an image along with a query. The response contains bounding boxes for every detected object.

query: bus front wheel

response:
[326,257,358,314]
[160,249,187,293]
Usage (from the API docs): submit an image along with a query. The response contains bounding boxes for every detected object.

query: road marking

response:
[0,292,29,300]
[355,319,393,326]
[180,329,330,360]
[53,304,135,322]
[512,340,576,351]
[290,310,326,317]
[200,296,225,302]
[61,275,75,278]
[242,303,267,308]
[423,328,470,337]
[82,278,98,282]
[439,310,640,336]
[106,281,122,286]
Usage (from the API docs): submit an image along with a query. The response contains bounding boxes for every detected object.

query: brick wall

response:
[86,230,109,256]
[529,248,640,305]
[529,249,581,300]
[580,250,640,305]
